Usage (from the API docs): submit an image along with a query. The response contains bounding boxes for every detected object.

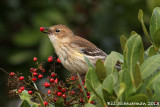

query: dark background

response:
[0,0,160,107]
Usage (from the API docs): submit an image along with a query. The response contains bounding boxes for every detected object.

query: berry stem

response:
[66,98,76,106]
[35,92,45,107]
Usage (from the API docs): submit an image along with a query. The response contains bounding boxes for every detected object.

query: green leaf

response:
[102,74,114,94]
[102,89,116,103]
[120,69,133,100]
[85,67,101,92]
[138,9,143,23]
[148,46,157,57]
[133,64,142,88]
[118,83,126,98]
[140,54,160,79]
[104,51,123,75]
[146,70,160,88]
[153,29,160,48]
[130,31,137,36]
[84,56,94,68]
[138,9,152,47]
[120,35,127,52]
[150,7,160,48]
[153,80,160,101]
[126,94,148,107]
[124,34,143,88]
[19,90,38,106]
[77,73,88,102]
[86,80,107,107]
[20,100,31,107]
[95,59,106,83]
[84,103,96,107]
[31,105,38,107]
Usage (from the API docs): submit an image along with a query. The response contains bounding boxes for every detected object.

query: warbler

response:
[42,24,107,74]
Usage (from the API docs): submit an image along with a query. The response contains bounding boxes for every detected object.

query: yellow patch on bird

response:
[74,51,84,57]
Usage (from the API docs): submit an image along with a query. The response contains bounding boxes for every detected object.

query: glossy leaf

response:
[85,67,101,92]
[77,73,88,102]
[96,59,106,83]
[104,51,123,75]
[124,34,143,88]
[120,35,127,52]
[126,94,148,106]
[84,56,94,68]
[153,29,160,48]
[19,90,38,106]
[118,83,126,99]
[102,74,114,94]
[86,80,107,107]
[153,80,160,101]
[140,54,160,79]
[102,89,116,103]
[20,100,31,107]
[150,7,160,48]
[133,64,142,88]
[148,46,157,57]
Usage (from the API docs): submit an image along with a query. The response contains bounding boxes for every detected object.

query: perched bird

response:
[42,25,107,74]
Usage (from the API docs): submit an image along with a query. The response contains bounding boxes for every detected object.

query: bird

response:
[41,24,107,74]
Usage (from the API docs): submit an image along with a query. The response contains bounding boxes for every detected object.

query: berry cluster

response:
[7,56,94,106]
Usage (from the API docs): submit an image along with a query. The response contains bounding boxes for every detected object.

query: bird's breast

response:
[54,44,88,74]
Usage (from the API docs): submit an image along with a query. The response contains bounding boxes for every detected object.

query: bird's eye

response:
[56,29,60,33]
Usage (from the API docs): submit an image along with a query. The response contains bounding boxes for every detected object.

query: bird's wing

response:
[71,36,107,58]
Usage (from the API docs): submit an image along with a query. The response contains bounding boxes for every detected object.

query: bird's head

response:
[42,25,74,45]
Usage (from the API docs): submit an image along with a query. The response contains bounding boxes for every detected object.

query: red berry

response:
[33,68,37,72]
[62,94,66,99]
[38,74,43,79]
[57,92,62,96]
[19,76,24,81]
[54,78,58,84]
[71,76,75,80]
[57,86,62,90]
[33,72,38,76]
[48,56,53,62]
[28,90,33,95]
[43,101,48,106]
[47,90,51,94]
[87,95,90,99]
[42,69,45,73]
[54,98,58,102]
[44,82,50,88]
[61,88,66,93]
[80,98,84,103]
[90,101,94,104]
[57,58,61,63]
[51,72,56,77]
[30,68,34,72]
[87,92,90,96]
[18,89,22,93]
[10,72,15,76]
[32,77,37,81]
[20,86,25,91]
[33,57,37,61]
[50,78,54,83]
[70,91,75,95]
[40,27,44,32]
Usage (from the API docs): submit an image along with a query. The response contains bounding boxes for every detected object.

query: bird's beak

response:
[42,27,52,34]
